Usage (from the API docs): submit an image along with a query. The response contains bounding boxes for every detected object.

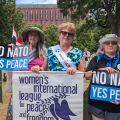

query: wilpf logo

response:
[117,64,120,70]
[50,98,76,120]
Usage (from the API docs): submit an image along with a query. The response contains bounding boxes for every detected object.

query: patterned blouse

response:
[46,45,83,71]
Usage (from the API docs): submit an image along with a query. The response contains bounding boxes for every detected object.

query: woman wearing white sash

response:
[46,22,85,74]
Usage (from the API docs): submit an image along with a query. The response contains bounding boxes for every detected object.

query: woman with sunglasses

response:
[85,34,120,120]
[46,22,84,74]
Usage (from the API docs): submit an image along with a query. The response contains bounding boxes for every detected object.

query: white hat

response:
[99,34,120,44]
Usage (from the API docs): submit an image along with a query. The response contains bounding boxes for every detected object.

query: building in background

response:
[17,4,71,27]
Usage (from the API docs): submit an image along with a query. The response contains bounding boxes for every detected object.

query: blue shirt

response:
[46,45,82,71]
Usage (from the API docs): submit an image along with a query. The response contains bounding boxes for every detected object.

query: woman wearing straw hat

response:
[6,26,46,120]
[22,26,46,72]
[85,34,120,120]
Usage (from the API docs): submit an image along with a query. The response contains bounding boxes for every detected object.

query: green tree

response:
[0,0,24,45]
[44,24,58,47]
[73,19,110,52]
[58,0,120,36]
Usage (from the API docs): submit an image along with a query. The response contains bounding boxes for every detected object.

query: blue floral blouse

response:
[46,45,83,71]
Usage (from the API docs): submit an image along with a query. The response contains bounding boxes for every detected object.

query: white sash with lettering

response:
[51,45,76,69]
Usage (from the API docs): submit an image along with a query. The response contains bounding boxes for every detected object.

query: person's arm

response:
[84,56,97,79]
[40,56,47,70]
[84,71,93,79]
[78,57,85,72]
[87,51,91,57]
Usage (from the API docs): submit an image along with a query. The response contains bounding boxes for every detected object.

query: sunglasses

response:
[60,31,75,37]
[104,41,117,45]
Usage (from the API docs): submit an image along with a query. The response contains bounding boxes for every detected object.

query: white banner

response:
[12,71,84,120]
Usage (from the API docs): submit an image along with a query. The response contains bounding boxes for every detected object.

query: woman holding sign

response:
[22,26,46,72]
[46,22,84,73]
[85,34,120,120]
[6,27,46,120]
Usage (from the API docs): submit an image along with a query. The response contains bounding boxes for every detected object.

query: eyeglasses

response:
[60,31,75,37]
[104,41,117,45]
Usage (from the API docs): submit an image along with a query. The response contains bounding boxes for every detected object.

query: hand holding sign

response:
[31,65,44,73]
[98,67,118,73]
[8,43,15,48]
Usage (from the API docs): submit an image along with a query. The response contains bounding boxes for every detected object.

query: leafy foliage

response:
[58,0,120,36]
[0,0,24,45]
[44,24,58,47]
[73,19,110,52]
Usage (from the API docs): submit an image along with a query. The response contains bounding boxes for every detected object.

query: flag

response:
[12,26,17,44]
[16,34,23,46]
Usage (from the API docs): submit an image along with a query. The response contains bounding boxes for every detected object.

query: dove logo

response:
[50,98,76,120]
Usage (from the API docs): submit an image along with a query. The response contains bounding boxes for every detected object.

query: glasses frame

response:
[103,41,118,45]
[60,31,75,37]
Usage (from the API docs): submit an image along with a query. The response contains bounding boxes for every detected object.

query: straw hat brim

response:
[22,27,44,44]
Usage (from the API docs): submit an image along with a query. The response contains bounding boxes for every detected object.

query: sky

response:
[16,0,57,4]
